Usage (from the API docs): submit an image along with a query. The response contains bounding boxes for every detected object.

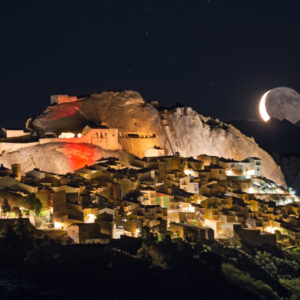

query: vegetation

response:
[0,225,298,298]
[222,263,279,299]
[1,198,11,216]
[24,193,42,215]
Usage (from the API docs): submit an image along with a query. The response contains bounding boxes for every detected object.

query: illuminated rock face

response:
[31,91,167,157]
[168,107,285,186]
[25,91,285,184]
[0,143,119,174]
[40,128,122,151]
[31,101,85,136]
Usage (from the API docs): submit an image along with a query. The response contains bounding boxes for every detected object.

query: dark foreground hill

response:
[0,220,300,299]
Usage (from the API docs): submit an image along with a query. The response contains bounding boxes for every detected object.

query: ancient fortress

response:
[0,94,167,157]
[0,91,285,185]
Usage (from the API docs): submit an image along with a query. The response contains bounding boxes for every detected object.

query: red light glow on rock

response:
[44,102,83,121]
[58,143,101,171]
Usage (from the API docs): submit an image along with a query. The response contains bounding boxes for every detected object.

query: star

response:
[145,8,152,16]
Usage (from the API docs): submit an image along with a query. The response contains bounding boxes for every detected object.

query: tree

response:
[13,207,22,218]
[1,199,11,217]
[24,194,42,215]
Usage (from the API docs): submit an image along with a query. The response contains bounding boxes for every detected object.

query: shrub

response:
[222,263,279,300]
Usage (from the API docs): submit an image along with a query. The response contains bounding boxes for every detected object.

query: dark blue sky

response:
[1,0,300,127]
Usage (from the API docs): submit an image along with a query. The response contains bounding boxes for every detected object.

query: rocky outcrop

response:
[167,107,285,185]
[0,142,119,174]
[14,90,286,185]
[30,91,167,158]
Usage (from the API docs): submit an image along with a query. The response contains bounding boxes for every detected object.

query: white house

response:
[179,176,199,194]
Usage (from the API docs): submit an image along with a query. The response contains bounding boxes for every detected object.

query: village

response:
[0,150,298,247]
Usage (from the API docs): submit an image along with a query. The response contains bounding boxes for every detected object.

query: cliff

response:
[5,90,285,185]
[0,142,119,174]
[167,107,285,185]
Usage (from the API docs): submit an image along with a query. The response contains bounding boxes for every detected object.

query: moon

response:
[259,90,271,121]
[259,87,300,124]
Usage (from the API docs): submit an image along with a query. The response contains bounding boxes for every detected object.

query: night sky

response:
[1,0,300,128]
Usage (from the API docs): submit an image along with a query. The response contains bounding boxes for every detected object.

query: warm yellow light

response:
[265,226,278,234]
[226,170,233,176]
[248,187,254,194]
[184,169,193,176]
[86,213,96,223]
[259,91,271,122]
[59,132,75,139]
[136,228,141,236]
[54,221,63,229]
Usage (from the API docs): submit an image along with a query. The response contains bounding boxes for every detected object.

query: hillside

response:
[0,90,285,185]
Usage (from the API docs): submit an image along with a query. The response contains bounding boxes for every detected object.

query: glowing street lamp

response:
[86,213,96,223]
[54,221,63,229]
[184,169,193,176]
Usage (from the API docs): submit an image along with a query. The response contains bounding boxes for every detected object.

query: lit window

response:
[59,132,75,139]
[85,214,96,223]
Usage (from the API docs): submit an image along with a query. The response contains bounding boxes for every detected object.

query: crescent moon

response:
[259,90,271,121]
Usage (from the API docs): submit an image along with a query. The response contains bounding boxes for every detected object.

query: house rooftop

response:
[219,158,241,163]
